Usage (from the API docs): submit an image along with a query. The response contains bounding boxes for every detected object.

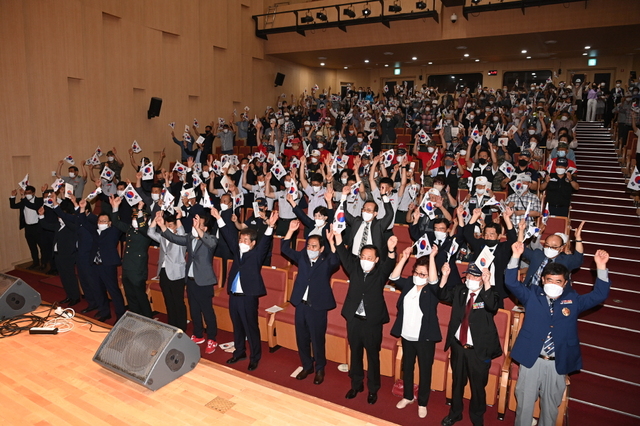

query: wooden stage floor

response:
[0,309,397,426]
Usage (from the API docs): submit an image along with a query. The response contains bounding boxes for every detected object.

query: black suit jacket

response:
[80,213,123,266]
[390,277,442,342]
[336,242,395,326]
[281,238,339,311]
[438,283,502,361]
[10,196,43,229]
[50,206,79,255]
[342,197,393,255]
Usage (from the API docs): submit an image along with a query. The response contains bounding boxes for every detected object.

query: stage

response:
[0,308,396,426]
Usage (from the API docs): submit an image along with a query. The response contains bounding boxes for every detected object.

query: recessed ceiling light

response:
[428,61,433,65]
[526,56,531,59]
[320,63,325,66]
[584,46,591,49]
[412,56,418,60]
[544,40,557,44]
[464,53,470,57]
[583,52,587,56]
[344,66,348,69]
[384,64,389,67]
[384,52,394,56]
[475,59,480,62]
[456,46,467,50]
[318,56,327,60]
[521,50,527,54]
[364,59,369,63]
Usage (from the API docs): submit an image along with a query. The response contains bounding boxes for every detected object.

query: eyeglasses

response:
[543,244,563,250]
[413,272,429,278]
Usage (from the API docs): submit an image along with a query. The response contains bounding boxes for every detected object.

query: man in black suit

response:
[438,263,503,426]
[339,185,393,256]
[212,206,279,371]
[9,186,44,270]
[281,220,340,385]
[335,231,398,405]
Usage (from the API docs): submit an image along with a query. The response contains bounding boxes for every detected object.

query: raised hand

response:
[267,210,279,227]
[574,221,585,241]
[109,194,122,208]
[387,235,398,252]
[430,244,439,258]
[481,268,492,287]
[441,262,451,277]
[511,241,524,258]
[400,246,412,262]
[289,219,300,232]
[11,189,17,197]
[38,206,45,215]
[210,207,220,220]
[594,249,609,269]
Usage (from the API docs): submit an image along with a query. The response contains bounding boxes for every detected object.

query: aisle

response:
[566,121,640,425]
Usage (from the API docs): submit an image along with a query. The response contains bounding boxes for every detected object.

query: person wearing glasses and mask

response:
[521,222,585,288]
[389,246,441,419]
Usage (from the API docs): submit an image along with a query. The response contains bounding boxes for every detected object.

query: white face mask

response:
[307,249,320,260]
[191,227,200,238]
[415,120,421,125]
[557,151,566,158]
[317,143,324,149]
[108,156,115,162]
[117,190,125,197]
[239,242,251,253]
[466,278,482,291]
[357,137,364,143]
[434,231,447,241]
[151,193,160,201]
[220,204,229,211]
[69,172,76,178]
[434,184,445,192]
[493,116,499,122]
[427,147,435,153]
[475,188,486,196]
[530,143,537,150]
[544,247,560,258]
[223,129,229,133]
[460,150,467,156]
[305,126,311,131]
[25,194,34,201]
[284,180,293,188]
[385,117,391,122]
[284,117,289,121]
[330,130,336,135]
[543,283,564,299]
[312,185,321,193]
[257,181,265,187]
[413,275,428,286]
[362,211,373,222]
[311,157,318,163]
[469,115,475,120]
[314,219,325,227]
[360,259,375,272]
[97,223,108,231]
[555,168,566,175]
[396,155,404,162]
[202,171,210,179]
[616,83,621,88]
[528,129,536,135]
[341,178,348,185]
[561,116,568,121]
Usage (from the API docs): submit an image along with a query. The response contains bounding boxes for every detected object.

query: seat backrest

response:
[331,265,349,281]
[383,288,400,312]
[393,224,412,244]
[494,308,512,357]
[456,261,469,279]
[260,266,288,306]
[295,239,306,252]
[331,279,350,304]
[147,246,160,279]
[541,216,568,242]
[272,236,283,255]
[493,191,507,202]
[213,257,222,281]
[270,253,290,269]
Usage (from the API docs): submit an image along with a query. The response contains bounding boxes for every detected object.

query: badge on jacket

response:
[472,301,485,309]
[562,307,570,316]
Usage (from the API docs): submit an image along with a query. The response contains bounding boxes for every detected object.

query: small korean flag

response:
[499,161,515,179]
[43,196,54,209]
[361,144,373,157]
[184,133,192,143]
[383,85,389,93]
[195,136,205,146]
[169,122,175,129]
[421,198,437,220]
[64,183,74,199]
[382,149,395,168]
[417,129,429,142]
[52,178,65,192]
[541,202,550,225]
[509,179,527,197]
[95,146,103,157]
[64,155,75,165]
[90,152,101,165]
[434,119,443,130]
[474,246,496,271]
[415,234,432,258]
[333,203,347,234]
[211,160,223,176]
[313,84,319,91]
[287,180,299,199]
[524,224,541,241]
[142,162,154,181]
[161,188,175,210]
[18,174,29,191]
[184,125,190,133]
[86,187,102,201]
[192,173,202,187]
[173,161,187,174]
[101,166,115,182]
[289,157,301,169]
[193,118,199,128]
[350,182,360,197]
[244,106,250,112]
[407,184,419,201]
[271,160,287,180]
[471,125,482,143]
[200,193,213,208]
[233,193,244,211]
[218,117,225,126]
[131,140,142,153]
[123,183,142,206]
[627,168,640,191]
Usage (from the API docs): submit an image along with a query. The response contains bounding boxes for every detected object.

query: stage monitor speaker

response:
[274,72,286,87]
[0,273,41,320]
[147,97,162,119]
[93,311,200,391]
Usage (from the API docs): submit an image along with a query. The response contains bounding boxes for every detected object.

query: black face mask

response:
[485,240,498,247]
[478,158,488,165]
[518,159,529,167]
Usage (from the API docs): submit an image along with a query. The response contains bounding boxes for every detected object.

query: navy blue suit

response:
[219,219,273,363]
[281,238,339,372]
[522,248,584,287]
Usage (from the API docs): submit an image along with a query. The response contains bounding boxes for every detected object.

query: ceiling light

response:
[412,56,418,60]
[320,63,325,66]
[526,56,531,59]
[428,61,433,65]
[416,1,427,9]
[521,50,527,54]
[582,52,588,56]
[471,0,482,4]
[344,66,348,69]
[363,7,371,16]
[475,59,480,62]
[343,8,356,18]
[385,64,389,67]
[585,45,591,49]
[301,14,314,24]
[389,3,402,13]
[464,53,470,57]
[316,11,327,21]
[364,59,369,63]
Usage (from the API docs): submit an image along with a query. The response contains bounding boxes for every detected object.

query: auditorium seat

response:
[257,266,289,348]
[541,216,570,243]
[325,279,350,364]
[213,260,234,333]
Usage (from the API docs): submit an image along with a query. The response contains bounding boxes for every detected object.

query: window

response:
[427,73,483,93]
[503,70,552,88]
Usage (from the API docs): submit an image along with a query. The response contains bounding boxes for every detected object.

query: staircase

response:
[566,122,640,425]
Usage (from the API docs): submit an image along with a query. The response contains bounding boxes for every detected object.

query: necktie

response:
[94,249,102,265]
[531,257,550,287]
[231,272,240,293]
[459,293,476,346]
[543,301,555,356]
[359,222,370,254]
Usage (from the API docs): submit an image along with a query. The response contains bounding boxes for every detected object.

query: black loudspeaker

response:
[93,312,200,391]
[147,97,162,119]
[274,72,286,87]
[0,273,41,320]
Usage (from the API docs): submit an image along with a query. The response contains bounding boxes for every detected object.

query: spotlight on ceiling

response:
[316,11,328,21]
[363,7,371,16]
[389,2,402,13]
[471,0,482,4]
[343,7,356,18]
[301,14,314,24]
[416,1,427,10]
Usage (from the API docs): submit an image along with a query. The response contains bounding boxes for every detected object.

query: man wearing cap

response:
[438,262,503,426]
[550,141,576,163]
[507,242,610,426]
[466,145,498,193]
[520,222,585,288]
[430,151,460,198]
[467,176,496,223]
[502,150,539,195]
[546,144,577,175]
[281,112,295,136]
[283,138,304,165]
[505,175,541,226]
[539,158,579,217]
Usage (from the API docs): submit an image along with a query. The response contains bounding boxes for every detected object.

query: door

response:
[593,73,611,90]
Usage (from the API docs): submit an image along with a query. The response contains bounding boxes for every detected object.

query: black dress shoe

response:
[46,269,58,276]
[95,314,112,322]
[81,306,98,314]
[441,415,463,426]
[60,298,72,304]
[367,392,378,405]
[67,299,81,307]
[313,370,325,385]
[27,263,40,271]
[345,384,364,399]
[248,361,259,371]
[296,368,314,380]
[226,355,247,364]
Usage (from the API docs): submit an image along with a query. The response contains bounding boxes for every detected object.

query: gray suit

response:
[148,224,186,281]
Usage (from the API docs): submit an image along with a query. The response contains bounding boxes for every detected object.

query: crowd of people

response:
[12,77,637,426]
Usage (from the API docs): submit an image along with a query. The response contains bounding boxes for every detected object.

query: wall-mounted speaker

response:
[148,97,162,119]
[0,273,41,320]
[93,311,200,391]
[274,73,286,87]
